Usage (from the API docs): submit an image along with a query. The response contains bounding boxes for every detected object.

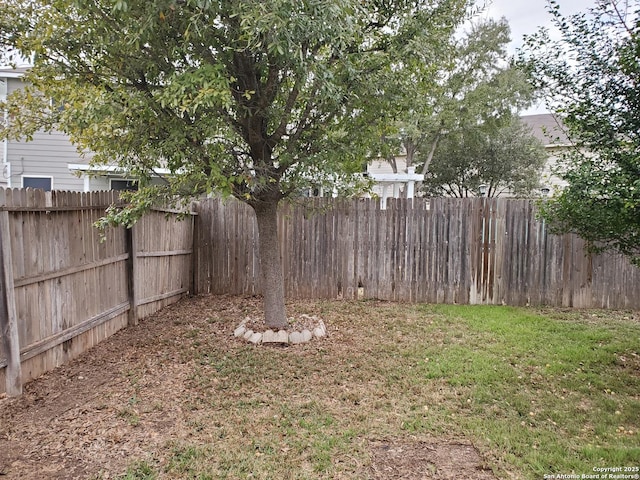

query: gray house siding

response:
[8,131,87,191]
[2,72,168,192]
[89,176,111,190]
[1,75,7,188]
[2,74,89,191]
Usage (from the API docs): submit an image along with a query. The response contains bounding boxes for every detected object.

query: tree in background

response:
[0,0,470,327]
[521,0,640,265]
[423,117,547,197]
[369,17,535,179]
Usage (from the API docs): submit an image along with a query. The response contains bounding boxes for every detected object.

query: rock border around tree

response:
[232,314,327,345]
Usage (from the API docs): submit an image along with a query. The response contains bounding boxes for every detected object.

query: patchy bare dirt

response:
[370,440,496,480]
[0,295,228,479]
[0,295,497,480]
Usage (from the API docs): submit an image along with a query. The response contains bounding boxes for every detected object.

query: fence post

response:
[125,225,139,326]
[189,212,196,295]
[0,207,22,396]
[191,205,200,296]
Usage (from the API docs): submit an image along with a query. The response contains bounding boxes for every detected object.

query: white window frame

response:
[22,175,53,191]
[1,78,8,187]
[109,178,139,191]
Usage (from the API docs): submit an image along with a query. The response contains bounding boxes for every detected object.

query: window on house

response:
[49,97,66,112]
[302,186,323,197]
[22,176,52,191]
[110,179,138,191]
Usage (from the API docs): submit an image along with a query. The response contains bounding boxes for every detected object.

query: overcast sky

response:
[483,0,597,51]
[480,0,597,114]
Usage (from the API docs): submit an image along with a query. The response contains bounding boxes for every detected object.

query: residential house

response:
[519,113,572,195]
[366,114,572,200]
[1,67,87,191]
[0,67,164,192]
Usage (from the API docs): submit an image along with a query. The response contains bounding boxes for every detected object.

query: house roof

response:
[0,66,28,78]
[68,163,173,176]
[520,113,572,147]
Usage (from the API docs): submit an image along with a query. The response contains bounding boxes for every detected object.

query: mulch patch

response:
[0,295,497,479]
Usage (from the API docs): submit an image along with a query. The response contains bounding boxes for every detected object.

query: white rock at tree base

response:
[249,332,263,344]
[263,329,289,344]
[262,330,277,343]
[289,331,304,344]
[234,317,326,345]
[301,329,313,342]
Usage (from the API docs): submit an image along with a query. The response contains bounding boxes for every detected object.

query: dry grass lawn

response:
[0,295,638,479]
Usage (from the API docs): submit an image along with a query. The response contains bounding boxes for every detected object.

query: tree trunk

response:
[253,200,288,330]
[419,133,441,176]
[386,154,398,173]
[416,132,441,194]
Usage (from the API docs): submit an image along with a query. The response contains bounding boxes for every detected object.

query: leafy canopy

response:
[1,0,472,328]
[364,17,535,178]
[0,0,470,219]
[424,117,547,198]
[520,0,640,265]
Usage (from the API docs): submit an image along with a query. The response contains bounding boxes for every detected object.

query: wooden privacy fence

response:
[0,188,194,396]
[3,193,639,396]
[193,197,640,309]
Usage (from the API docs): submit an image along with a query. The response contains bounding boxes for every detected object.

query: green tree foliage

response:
[0,0,470,327]
[369,17,535,176]
[520,0,640,265]
[423,117,547,197]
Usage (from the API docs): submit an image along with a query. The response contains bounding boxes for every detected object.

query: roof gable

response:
[520,114,571,146]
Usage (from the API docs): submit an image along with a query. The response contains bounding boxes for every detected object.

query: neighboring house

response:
[0,67,164,192]
[366,113,572,200]
[1,67,87,191]
[519,113,572,195]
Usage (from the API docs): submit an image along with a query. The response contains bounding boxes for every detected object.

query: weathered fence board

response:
[193,197,640,309]
[0,195,22,396]
[3,192,639,396]
[0,188,195,396]
[133,210,194,319]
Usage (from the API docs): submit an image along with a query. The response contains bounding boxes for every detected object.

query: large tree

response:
[423,117,547,197]
[520,0,640,265]
[0,0,470,328]
[368,17,535,177]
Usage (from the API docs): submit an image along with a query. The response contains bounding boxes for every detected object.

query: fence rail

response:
[0,188,194,396]
[193,197,640,309]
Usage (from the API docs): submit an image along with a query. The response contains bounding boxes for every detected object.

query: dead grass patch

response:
[0,295,638,480]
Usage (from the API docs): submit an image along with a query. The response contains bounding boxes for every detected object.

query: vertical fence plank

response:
[0,202,22,396]
[125,225,138,326]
